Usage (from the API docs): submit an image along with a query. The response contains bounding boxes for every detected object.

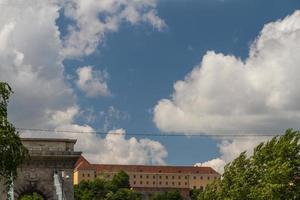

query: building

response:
[74,156,220,199]
[1,138,81,200]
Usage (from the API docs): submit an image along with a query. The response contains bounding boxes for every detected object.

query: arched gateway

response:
[1,138,81,200]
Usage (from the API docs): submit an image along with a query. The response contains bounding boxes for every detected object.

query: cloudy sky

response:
[1,0,300,172]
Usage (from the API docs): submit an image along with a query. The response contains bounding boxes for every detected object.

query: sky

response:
[0,0,300,173]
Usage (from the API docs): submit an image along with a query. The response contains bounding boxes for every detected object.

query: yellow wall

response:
[74,170,220,190]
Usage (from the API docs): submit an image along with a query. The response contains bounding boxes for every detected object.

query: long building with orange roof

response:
[74,156,220,199]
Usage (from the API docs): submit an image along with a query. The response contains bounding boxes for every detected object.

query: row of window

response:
[132,181,205,190]
[132,175,213,180]
[81,173,217,181]
[133,181,189,186]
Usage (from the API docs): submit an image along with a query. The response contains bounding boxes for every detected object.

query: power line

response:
[16,127,284,138]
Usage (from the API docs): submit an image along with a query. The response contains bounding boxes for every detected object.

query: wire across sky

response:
[15,127,292,138]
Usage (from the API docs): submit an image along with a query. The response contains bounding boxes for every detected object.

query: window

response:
[153,175,155,179]
[178,182,181,185]
[159,176,162,179]
[146,175,149,179]
[159,181,162,185]
[193,176,196,180]
[82,173,85,177]
[153,181,156,185]
[208,176,210,180]
[166,176,168,179]
[178,176,181,179]
[140,181,143,184]
[133,175,136,178]
[140,175,143,178]
[185,176,188,179]
[133,181,136,185]
[193,186,196,189]
[200,176,203,180]
[172,182,175,185]
[166,182,168,185]
[200,186,204,190]
[146,181,149,184]
[185,182,187,185]
[87,174,90,177]
[172,176,175,179]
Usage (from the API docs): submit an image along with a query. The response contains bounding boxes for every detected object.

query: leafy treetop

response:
[198,129,300,200]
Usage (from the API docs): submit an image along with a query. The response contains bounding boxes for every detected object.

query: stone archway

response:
[0,138,81,200]
[15,180,53,200]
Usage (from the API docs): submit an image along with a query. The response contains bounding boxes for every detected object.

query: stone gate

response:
[1,138,81,200]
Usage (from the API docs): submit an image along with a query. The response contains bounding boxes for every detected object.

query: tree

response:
[0,82,28,186]
[151,190,182,200]
[105,188,142,200]
[19,192,44,200]
[190,189,203,200]
[111,170,130,189]
[198,129,300,200]
[74,171,141,200]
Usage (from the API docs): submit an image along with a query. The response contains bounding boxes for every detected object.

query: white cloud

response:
[195,137,268,173]
[195,158,226,174]
[154,10,300,134]
[0,0,167,165]
[61,0,165,58]
[22,112,167,165]
[76,66,111,97]
[154,10,300,172]
[99,106,131,131]
[0,0,75,128]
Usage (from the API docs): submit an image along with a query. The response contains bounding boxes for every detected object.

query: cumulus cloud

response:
[78,129,167,165]
[61,0,166,58]
[99,106,131,132]
[1,0,167,165]
[22,109,167,165]
[0,0,75,128]
[195,137,268,173]
[154,10,300,172]
[76,66,111,97]
[154,10,300,134]
[48,110,167,165]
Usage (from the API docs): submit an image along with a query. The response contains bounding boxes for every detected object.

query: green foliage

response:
[74,171,141,200]
[0,82,28,186]
[198,129,300,200]
[150,190,182,200]
[110,170,130,191]
[190,189,203,200]
[105,188,142,200]
[19,192,44,200]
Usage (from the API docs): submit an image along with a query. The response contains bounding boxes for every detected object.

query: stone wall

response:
[1,138,81,200]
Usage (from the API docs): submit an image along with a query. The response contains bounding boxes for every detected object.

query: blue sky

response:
[61,0,299,165]
[1,0,300,171]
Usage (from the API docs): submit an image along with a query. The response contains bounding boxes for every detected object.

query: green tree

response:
[190,189,203,200]
[105,188,142,200]
[198,129,300,200]
[0,82,28,186]
[151,190,182,200]
[74,171,141,200]
[19,192,44,200]
[111,170,130,189]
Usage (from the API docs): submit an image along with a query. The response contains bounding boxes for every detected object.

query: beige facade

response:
[74,156,220,199]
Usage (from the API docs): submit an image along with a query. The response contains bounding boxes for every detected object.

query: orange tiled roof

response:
[75,156,219,175]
